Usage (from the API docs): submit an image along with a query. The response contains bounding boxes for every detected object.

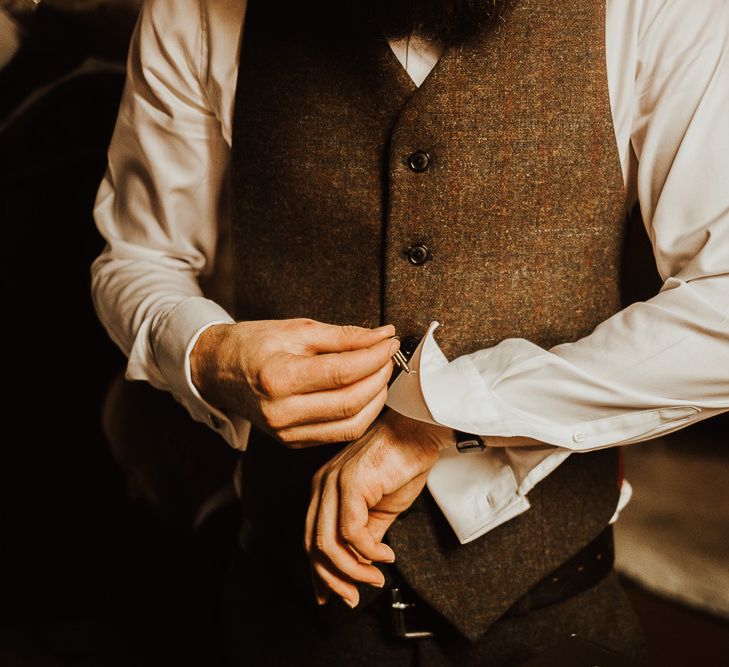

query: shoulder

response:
[607,0,727,98]
[631,0,728,48]
[139,0,246,60]
[140,0,203,37]
[131,0,245,117]
[608,0,728,44]
[634,0,727,92]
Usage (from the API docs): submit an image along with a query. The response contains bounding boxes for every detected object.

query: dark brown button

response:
[406,244,430,265]
[401,336,420,359]
[407,151,430,172]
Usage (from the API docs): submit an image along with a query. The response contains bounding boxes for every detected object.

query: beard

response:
[292,1,511,45]
[352,0,510,44]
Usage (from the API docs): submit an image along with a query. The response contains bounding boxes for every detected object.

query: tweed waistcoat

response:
[230,0,627,641]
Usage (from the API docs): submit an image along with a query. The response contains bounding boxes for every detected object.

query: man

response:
[92,0,729,664]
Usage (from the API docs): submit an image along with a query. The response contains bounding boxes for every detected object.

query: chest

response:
[229,0,628,357]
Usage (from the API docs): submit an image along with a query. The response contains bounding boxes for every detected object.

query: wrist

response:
[384,409,456,453]
[190,322,235,409]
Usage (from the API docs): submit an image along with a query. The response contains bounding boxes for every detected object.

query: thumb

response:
[301,322,396,353]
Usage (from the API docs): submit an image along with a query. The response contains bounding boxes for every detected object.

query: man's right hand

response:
[190,319,399,448]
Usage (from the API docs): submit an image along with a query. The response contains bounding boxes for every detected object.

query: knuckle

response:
[343,418,368,442]
[277,429,297,445]
[339,522,355,542]
[326,362,344,388]
[341,425,362,443]
[354,420,369,438]
[314,532,329,554]
[340,465,356,489]
[339,396,362,420]
[276,427,290,442]
[294,318,318,334]
[256,366,281,398]
[340,324,363,339]
[260,402,286,430]
[319,469,333,487]
[339,357,355,380]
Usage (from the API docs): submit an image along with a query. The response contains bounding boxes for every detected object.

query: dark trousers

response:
[224,541,646,667]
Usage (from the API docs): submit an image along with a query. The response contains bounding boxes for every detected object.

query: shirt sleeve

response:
[91,0,248,449]
[387,0,729,542]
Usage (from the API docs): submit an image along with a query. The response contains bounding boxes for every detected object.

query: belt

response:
[388,526,615,640]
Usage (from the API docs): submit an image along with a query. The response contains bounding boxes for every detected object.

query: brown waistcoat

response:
[230,0,627,641]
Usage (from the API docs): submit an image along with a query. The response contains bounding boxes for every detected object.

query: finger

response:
[286,337,399,394]
[311,557,360,608]
[310,566,330,606]
[264,362,393,429]
[300,322,396,353]
[340,486,396,564]
[305,472,331,606]
[364,472,430,545]
[304,470,324,556]
[279,386,388,448]
[306,469,364,608]
[315,474,385,587]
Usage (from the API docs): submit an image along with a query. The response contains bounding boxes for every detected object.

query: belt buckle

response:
[389,588,435,640]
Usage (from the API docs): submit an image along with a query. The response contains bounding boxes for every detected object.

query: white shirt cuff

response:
[386,323,638,544]
[182,320,252,451]
[386,323,573,543]
[126,296,250,450]
[390,322,701,450]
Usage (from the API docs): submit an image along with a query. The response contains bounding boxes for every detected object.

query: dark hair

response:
[261,1,511,46]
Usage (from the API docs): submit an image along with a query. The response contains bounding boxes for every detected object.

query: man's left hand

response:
[304,410,454,608]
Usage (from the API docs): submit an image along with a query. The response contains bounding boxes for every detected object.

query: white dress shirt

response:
[92,0,729,544]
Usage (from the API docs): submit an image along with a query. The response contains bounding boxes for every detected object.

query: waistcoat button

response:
[401,336,421,359]
[407,151,430,172]
[406,244,430,265]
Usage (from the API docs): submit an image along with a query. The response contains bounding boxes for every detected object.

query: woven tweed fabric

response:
[230,0,628,643]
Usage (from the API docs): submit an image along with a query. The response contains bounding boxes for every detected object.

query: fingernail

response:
[389,340,401,355]
[344,598,358,609]
[374,324,395,335]
[372,579,385,589]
